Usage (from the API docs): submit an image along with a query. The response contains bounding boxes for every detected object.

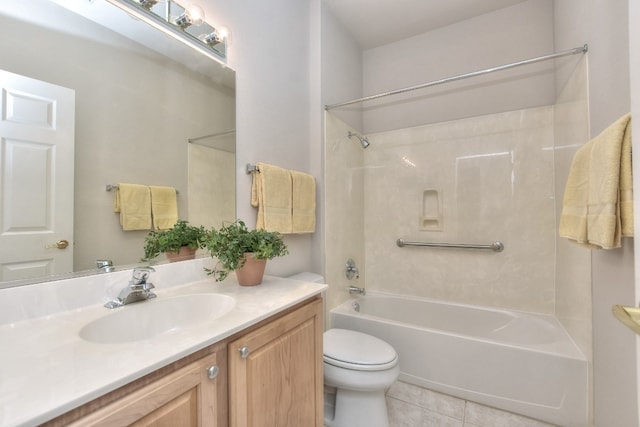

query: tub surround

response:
[0,259,327,427]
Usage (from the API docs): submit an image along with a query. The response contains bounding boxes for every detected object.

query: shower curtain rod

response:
[324,44,588,110]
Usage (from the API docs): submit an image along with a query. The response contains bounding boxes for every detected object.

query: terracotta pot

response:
[165,246,197,262]
[235,253,267,286]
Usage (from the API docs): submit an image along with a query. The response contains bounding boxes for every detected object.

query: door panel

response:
[0,69,75,281]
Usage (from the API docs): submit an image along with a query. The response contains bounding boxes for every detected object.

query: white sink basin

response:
[80,293,235,343]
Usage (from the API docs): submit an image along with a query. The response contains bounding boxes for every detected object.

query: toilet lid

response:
[323,329,398,371]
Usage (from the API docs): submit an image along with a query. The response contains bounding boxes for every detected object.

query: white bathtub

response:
[330,293,588,427]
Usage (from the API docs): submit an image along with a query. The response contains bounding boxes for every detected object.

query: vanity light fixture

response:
[199,29,222,46]
[134,0,158,9]
[104,0,228,63]
[173,4,205,28]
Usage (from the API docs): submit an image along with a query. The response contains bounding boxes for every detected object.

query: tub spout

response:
[347,285,366,295]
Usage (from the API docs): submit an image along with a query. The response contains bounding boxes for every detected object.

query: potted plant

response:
[142,220,205,262]
[202,220,289,285]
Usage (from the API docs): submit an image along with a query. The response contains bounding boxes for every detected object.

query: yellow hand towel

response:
[559,113,633,249]
[113,183,152,231]
[149,185,178,230]
[290,170,316,233]
[251,162,292,233]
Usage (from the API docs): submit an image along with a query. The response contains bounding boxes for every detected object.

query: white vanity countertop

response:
[0,272,327,427]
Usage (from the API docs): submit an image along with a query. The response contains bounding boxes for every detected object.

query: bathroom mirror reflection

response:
[0,0,236,287]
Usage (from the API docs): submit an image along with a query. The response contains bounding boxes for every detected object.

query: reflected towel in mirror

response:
[150,186,178,230]
[114,183,152,231]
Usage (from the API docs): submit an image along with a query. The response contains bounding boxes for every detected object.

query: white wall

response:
[554,1,636,426]
[362,0,555,134]
[202,0,322,276]
[321,5,363,132]
[629,0,640,424]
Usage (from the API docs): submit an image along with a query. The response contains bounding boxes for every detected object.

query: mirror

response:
[0,0,236,287]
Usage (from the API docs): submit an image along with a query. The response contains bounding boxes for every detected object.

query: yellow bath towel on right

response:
[559,113,633,249]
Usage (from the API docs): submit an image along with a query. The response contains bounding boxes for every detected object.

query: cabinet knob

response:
[239,346,250,358]
[207,365,219,380]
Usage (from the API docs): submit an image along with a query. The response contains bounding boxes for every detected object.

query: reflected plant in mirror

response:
[0,0,236,288]
[142,220,206,263]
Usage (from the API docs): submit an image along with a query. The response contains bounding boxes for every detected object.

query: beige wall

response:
[553,56,593,423]
[362,107,557,313]
[324,113,365,317]
[188,144,236,229]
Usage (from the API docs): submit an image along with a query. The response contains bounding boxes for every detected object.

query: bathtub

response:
[330,292,588,427]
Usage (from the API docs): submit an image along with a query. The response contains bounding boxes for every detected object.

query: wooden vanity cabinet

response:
[228,297,324,427]
[43,296,323,427]
[43,342,227,427]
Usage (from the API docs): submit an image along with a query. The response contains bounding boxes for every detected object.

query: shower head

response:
[348,131,370,149]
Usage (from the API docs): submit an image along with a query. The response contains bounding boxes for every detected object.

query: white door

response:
[0,70,75,282]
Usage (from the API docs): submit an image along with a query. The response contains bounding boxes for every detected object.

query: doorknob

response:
[45,239,70,249]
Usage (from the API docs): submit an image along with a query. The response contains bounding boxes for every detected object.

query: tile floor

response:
[386,381,558,427]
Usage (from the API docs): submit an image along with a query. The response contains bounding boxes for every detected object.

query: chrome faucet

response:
[96,259,115,273]
[104,267,157,309]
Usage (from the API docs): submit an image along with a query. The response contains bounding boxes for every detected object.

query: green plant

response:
[202,220,289,281]
[142,220,206,261]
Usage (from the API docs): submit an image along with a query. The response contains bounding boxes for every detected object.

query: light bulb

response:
[185,4,205,26]
[217,26,229,41]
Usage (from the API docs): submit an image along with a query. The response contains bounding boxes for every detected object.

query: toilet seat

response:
[323,328,398,371]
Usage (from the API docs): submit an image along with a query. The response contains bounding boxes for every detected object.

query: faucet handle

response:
[132,266,155,286]
[345,258,360,280]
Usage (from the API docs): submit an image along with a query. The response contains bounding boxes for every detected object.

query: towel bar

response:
[106,184,179,194]
[396,238,504,252]
[246,163,259,173]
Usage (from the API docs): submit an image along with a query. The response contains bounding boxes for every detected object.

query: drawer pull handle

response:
[207,365,219,380]
[239,346,250,358]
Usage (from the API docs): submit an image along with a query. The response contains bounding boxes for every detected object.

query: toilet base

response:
[325,388,390,427]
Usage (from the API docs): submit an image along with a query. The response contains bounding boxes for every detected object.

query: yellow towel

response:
[559,113,633,249]
[251,162,293,233]
[149,185,178,230]
[113,183,152,231]
[290,170,316,233]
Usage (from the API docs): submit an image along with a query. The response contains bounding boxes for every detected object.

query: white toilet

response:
[286,272,400,427]
[323,329,400,427]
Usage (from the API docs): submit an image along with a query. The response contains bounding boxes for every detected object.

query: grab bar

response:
[396,238,504,252]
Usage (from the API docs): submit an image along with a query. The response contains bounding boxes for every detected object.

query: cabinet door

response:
[67,352,222,427]
[228,298,323,427]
